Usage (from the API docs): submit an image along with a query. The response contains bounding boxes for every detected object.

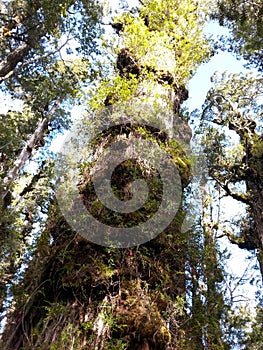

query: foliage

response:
[113,0,212,84]
[242,302,263,349]
[211,0,263,71]
[195,71,263,297]
[198,72,262,207]
[0,0,103,330]
[200,71,262,184]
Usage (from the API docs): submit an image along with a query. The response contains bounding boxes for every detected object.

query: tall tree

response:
[0,0,102,200]
[198,72,263,278]
[186,180,230,350]
[1,0,212,349]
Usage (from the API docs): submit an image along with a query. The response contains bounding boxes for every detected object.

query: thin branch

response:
[213,178,250,205]
[200,101,213,121]
[19,161,46,197]
[221,182,250,204]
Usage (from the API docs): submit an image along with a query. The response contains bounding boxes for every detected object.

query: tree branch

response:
[213,178,250,205]
[0,42,30,78]
[222,182,250,204]
[0,23,46,79]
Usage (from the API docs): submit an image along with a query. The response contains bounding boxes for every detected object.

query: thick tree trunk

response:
[1,84,192,349]
[0,3,198,348]
[246,138,263,278]
[2,215,189,349]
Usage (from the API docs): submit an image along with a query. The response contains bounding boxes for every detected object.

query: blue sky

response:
[185,20,251,112]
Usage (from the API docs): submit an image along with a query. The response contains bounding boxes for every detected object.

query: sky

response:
[185,20,254,112]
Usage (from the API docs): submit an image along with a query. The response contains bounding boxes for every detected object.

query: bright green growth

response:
[116,0,211,82]
[89,0,212,109]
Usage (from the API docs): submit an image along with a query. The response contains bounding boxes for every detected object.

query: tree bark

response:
[1,83,191,350]
[247,179,263,278]
[0,43,30,78]
[0,2,200,348]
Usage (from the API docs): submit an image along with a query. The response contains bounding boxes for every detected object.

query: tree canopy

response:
[212,0,263,71]
[0,0,103,329]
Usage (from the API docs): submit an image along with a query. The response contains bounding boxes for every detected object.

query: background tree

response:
[198,72,263,279]
[185,162,262,349]
[0,0,103,328]
[211,0,263,71]
[0,0,102,199]
[197,3,263,345]
[185,178,232,350]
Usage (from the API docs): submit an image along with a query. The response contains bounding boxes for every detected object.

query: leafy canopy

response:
[212,0,263,71]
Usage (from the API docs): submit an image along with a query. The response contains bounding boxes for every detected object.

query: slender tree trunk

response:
[247,179,263,278]
[0,98,61,204]
[202,187,225,350]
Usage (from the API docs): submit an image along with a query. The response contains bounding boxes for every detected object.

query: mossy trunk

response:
[1,0,208,347]
[2,89,191,350]
[4,216,188,349]
[248,179,263,279]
